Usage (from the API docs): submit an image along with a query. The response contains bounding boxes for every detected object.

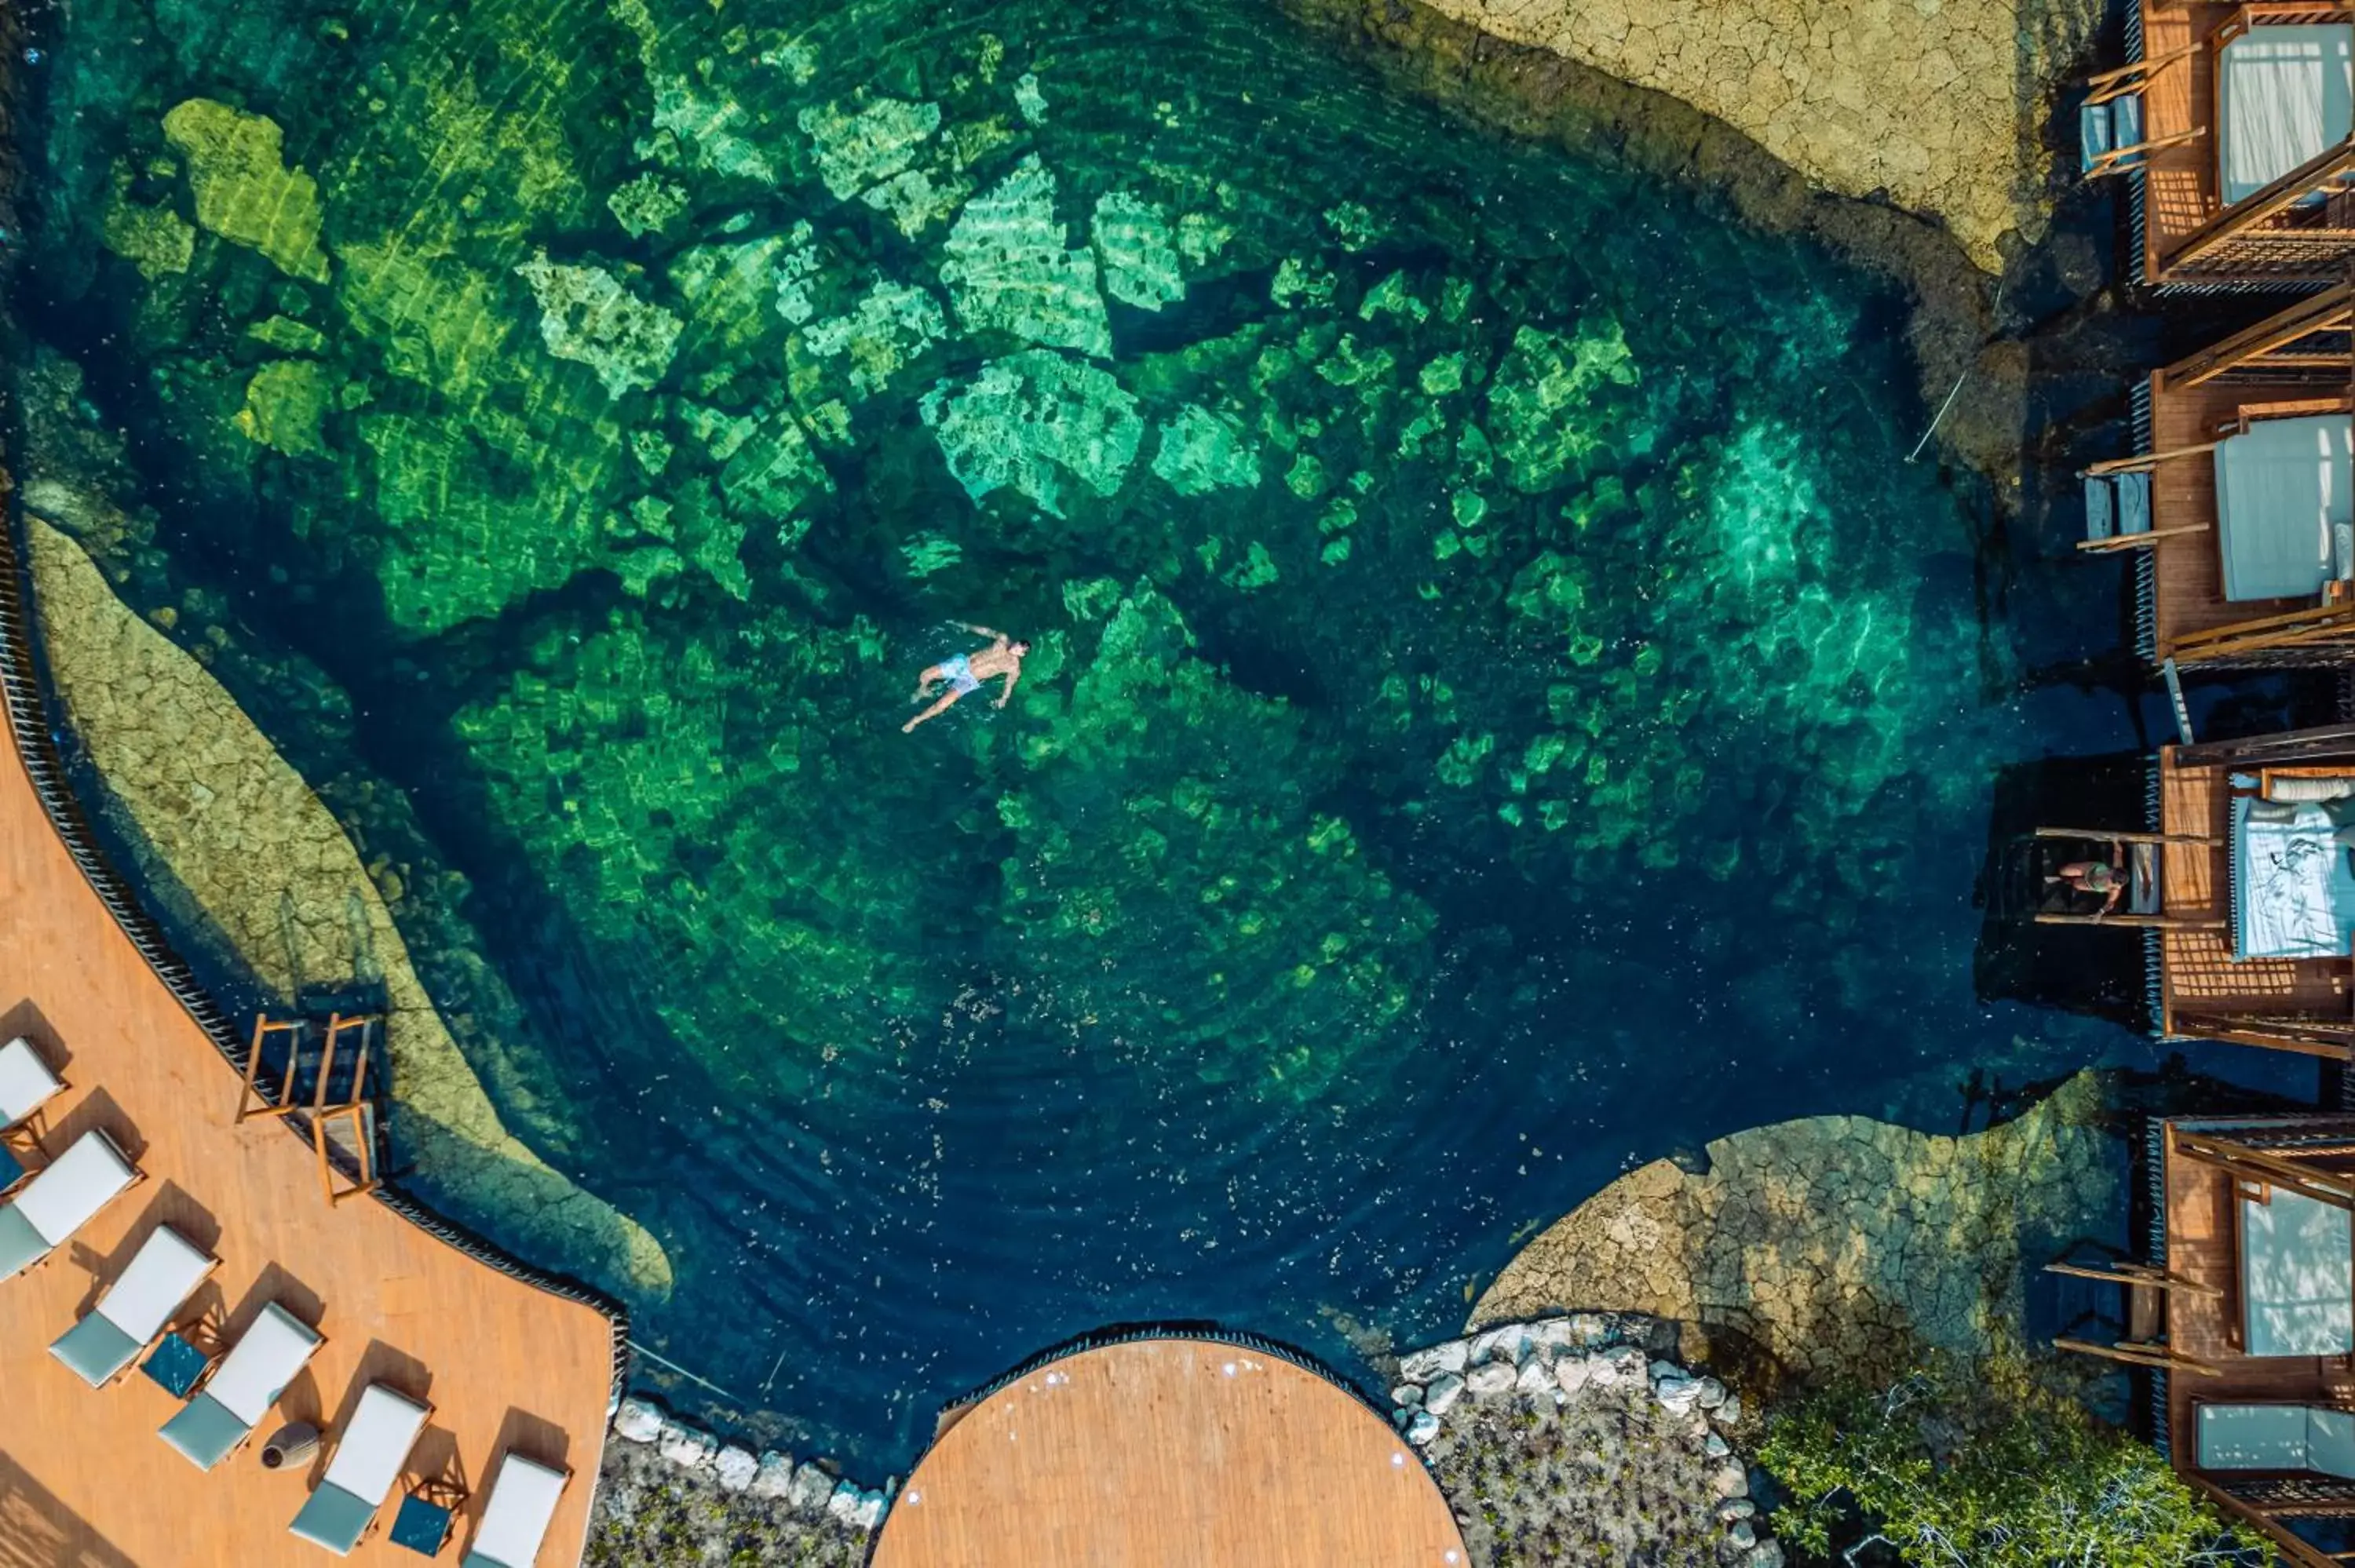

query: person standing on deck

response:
[904,623,1029,732]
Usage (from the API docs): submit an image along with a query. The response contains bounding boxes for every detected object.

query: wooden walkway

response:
[0,707,613,1564]
[870,1339,1469,1568]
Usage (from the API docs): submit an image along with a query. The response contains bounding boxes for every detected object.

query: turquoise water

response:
[6,0,2192,1471]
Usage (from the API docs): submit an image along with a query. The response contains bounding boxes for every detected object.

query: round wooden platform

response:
[871,1337,1469,1568]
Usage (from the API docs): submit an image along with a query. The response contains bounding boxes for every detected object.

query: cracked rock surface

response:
[1473,1074,2119,1383]
[1408,0,2098,271]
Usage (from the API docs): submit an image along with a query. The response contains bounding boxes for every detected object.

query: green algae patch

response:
[995,589,1433,1095]
[1488,319,1641,493]
[803,281,949,399]
[235,360,335,457]
[160,98,330,283]
[514,252,683,399]
[922,349,1141,516]
[608,172,691,239]
[1092,191,1185,312]
[360,401,624,633]
[100,166,195,281]
[798,97,942,199]
[22,513,671,1300]
[337,243,512,401]
[1152,403,1259,496]
[940,158,1111,358]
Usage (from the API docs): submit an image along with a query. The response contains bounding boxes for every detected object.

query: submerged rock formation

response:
[22,512,672,1300]
[1393,0,2098,272]
[1473,1074,2118,1384]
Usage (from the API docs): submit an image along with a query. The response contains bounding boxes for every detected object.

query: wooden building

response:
[2086,283,2355,669]
[2035,726,2355,1057]
[2103,2,2355,288]
[2060,1115,2355,1566]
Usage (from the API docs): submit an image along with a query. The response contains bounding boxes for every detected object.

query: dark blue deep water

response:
[3,0,2280,1474]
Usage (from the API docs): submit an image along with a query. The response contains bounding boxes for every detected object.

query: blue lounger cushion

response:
[160,1393,252,1471]
[0,1203,46,1278]
[2085,473,2115,540]
[290,1481,378,1555]
[49,1312,143,1387]
[2081,94,2145,173]
[2118,470,2151,535]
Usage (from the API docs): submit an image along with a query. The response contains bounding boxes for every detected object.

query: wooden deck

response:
[869,1339,1470,1568]
[2160,1122,2355,1567]
[0,706,613,1564]
[2158,751,2351,1034]
[2136,0,2355,285]
[2138,0,2229,285]
[2146,372,2317,656]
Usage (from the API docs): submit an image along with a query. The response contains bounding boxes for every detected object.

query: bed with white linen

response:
[2217,414,2354,602]
[2219,24,2355,203]
[2233,789,2355,959]
[2241,1185,2355,1356]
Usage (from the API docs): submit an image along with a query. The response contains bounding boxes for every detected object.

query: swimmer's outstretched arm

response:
[994,667,1020,709]
[959,620,1006,640]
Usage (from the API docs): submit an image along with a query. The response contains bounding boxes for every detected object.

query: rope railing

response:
[0,483,632,1403]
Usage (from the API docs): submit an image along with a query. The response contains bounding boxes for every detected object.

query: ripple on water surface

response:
[13,0,2148,1469]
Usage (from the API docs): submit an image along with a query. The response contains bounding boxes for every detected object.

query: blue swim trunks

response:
[943,654,981,695]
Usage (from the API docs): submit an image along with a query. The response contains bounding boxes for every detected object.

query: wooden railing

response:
[2163,281,2355,390]
[2165,138,2355,279]
[2167,602,2355,669]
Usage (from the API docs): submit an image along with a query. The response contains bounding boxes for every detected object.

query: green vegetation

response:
[1760,1371,2264,1568]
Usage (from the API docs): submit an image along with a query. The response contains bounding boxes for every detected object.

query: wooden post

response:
[235,1016,309,1123]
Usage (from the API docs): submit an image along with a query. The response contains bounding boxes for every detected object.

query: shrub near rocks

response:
[1393,1313,1780,1568]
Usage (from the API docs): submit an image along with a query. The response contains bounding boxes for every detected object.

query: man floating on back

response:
[904,622,1029,733]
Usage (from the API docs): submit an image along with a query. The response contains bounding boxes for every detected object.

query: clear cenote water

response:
[5,0,2196,1472]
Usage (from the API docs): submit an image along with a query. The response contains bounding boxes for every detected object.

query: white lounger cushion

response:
[2242,1187,2355,1356]
[2217,415,2354,601]
[325,1385,430,1507]
[13,1129,137,1246]
[206,1302,323,1424]
[468,1454,568,1568]
[2220,25,2355,203]
[0,1037,63,1126]
[2200,1402,2355,1477]
[94,1225,213,1340]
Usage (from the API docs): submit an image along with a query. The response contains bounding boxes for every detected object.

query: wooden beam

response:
[2032,826,2219,845]
[2182,1473,2349,1568]
[2043,1259,2224,1296]
[2164,282,2355,390]
[2177,723,2355,768]
[2086,439,2220,476]
[2167,137,2355,274]
[2052,1336,2225,1374]
[2174,1129,2355,1208]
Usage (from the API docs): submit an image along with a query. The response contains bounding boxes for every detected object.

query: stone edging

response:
[610,1393,889,1533]
[1389,1311,1784,1568]
[0,483,633,1402]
